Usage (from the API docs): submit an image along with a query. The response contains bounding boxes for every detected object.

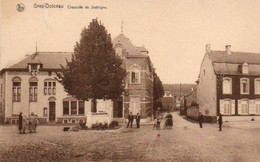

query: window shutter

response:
[231,100,235,115]
[219,100,224,114]
[238,100,242,114]
[249,100,255,114]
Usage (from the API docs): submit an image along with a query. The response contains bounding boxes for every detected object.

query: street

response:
[0,112,260,162]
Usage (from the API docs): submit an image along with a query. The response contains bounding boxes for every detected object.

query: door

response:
[130,97,140,115]
[113,97,123,118]
[49,101,56,121]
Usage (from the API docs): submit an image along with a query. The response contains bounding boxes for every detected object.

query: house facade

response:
[197,44,260,122]
[0,33,154,124]
[113,34,154,121]
[160,91,174,112]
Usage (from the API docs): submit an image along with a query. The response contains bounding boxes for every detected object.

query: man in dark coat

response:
[18,112,23,134]
[198,112,203,128]
[127,112,134,128]
[218,113,223,131]
[136,113,141,128]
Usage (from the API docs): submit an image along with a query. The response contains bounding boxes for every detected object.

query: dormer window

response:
[116,47,123,56]
[28,64,40,75]
[242,63,249,74]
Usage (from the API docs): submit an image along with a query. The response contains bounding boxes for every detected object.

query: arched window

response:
[130,64,141,84]
[255,78,260,94]
[240,78,249,94]
[12,77,21,102]
[44,78,56,95]
[222,77,232,94]
[29,77,38,102]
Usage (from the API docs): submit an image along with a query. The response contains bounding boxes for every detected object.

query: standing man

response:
[218,113,223,131]
[136,113,141,128]
[18,112,23,134]
[198,112,203,128]
[127,112,134,128]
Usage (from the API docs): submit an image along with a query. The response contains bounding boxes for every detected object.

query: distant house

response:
[160,91,174,112]
[197,44,260,122]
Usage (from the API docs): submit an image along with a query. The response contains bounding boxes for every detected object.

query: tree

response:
[56,19,127,112]
[153,71,164,116]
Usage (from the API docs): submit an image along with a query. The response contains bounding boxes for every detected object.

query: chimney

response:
[226,45,231,55]
[206,44,211,53]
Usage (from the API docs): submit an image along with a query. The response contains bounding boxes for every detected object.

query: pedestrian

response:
[127,112,134,128]
[136,113,141,128]
[218,113,223,131]
[18,112,23,134]
[198,112,203,128]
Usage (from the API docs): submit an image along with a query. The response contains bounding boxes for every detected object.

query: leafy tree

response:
[56,19,127,112]
[153,71,164,116]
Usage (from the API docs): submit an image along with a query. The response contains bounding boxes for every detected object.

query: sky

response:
[1,0,260,84]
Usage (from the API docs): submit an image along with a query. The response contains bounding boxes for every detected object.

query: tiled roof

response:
[213,63,260,75]
[112,34,145,56]
[208,50,260,75]
[208,51,260,64]
[8,52,73,70]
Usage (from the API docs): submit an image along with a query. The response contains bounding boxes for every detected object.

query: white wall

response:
[197,53,217,116]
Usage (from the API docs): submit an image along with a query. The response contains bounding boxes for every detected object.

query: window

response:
[29,82,37,102]
[79,101,85,115]
[71,101,77,115]
[241,101,249,114]
[43,107,47,116]
[63,98,84,115]
[44,79,56,95]
[12,77,21,102]
[241,78,249,94]
[130,65,141,84]
[223,78,232,94]
[63,101,69,115]
[255,79,260,94]
[223,100,231,115]
[116,47,123,56]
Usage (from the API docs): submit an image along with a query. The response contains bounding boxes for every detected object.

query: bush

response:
[109,121,119,129]
[92,122,109,130]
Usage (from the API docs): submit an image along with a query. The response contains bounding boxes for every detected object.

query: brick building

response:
[197,44,260,122]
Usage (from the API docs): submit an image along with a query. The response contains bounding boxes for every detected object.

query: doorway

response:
[113,97,123,118]
[49,101,56,121]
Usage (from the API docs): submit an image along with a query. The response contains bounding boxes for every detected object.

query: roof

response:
[136,46,148,53]
[208,51,260,64]
[8,52,73,70]
[112,34,147,56]
[208,50,260,76]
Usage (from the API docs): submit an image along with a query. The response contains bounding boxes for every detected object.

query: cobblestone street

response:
[0,112,260,162]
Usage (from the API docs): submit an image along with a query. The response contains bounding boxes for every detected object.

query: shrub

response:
[109,121,119,129]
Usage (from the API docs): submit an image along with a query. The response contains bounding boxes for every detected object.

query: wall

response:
[197,53,217,117]
[187,106,199,120]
